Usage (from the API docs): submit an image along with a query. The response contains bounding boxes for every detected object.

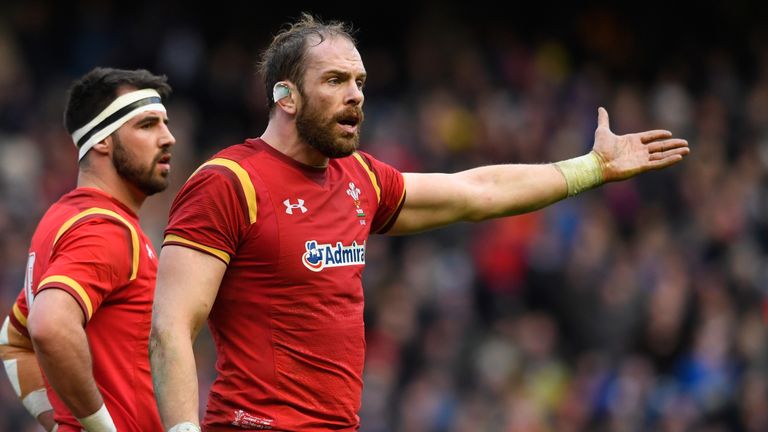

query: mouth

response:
[336,112,361,135]
[156,153,172,171]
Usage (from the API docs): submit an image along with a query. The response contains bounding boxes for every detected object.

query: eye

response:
[328,77,341,86]
[356,80,365,90]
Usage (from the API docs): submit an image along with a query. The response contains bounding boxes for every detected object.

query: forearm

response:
[457,152,608,219]
[458,163,570,220]
[392,163,570,234]
[151,245,227,430]
[149,327,200,429]
[30,320,103,418]
[0,348,56,430]
[1,317,55,430]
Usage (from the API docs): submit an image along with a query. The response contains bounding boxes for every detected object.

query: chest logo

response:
[302,240,366,272]
[346,182,366,218]
[284,198,307,215]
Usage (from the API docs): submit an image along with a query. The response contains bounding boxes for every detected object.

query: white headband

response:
[71,88,166,161]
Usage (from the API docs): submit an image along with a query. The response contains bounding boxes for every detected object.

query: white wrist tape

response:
[168,421,201,432]
[22,387,53,418]
[554,151,604,196]
[77,404,116,432]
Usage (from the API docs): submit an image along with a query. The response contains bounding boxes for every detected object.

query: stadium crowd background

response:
[1,1,767,431]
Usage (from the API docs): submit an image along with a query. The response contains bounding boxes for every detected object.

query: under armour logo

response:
[284,198,308,214]
[146,244,155,259]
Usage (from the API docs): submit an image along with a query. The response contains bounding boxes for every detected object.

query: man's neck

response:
[261,121,329,168]
[77,170,145,213]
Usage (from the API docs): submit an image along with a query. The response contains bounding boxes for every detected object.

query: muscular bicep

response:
[153,245,227,339]
[387,172,475,235]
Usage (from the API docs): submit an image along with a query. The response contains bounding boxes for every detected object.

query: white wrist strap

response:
[554,151,604,196]
[168,421,201,432]
[77,404,116,432]
[22,388,53,418]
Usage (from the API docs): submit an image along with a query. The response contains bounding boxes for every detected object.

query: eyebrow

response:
[323,69,367,81]
[132,114,169,127]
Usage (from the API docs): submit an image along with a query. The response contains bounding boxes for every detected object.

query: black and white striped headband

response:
[71,89,166,161]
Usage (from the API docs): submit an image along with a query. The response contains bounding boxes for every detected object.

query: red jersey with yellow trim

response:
[164,138,405,431]
[7,187,161,432]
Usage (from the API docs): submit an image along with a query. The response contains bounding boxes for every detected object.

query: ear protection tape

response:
[273,82,290,102]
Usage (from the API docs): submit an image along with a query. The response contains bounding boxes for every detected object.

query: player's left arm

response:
[388,107,689,235]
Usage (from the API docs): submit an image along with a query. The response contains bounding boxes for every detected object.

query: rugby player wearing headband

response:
[0,67,175,431]
[150,14,689,432]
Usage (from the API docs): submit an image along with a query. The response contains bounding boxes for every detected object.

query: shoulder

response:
[186,140,269,185]
[171,144,262,226]
[45,191,140,246]
[52,207,140,251]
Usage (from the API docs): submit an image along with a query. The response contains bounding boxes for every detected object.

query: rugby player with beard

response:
[0,67,175,431]
[151,13,689,432]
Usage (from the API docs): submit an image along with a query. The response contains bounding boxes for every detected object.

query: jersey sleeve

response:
[37,218,135,323]
[163,163,251,264]
[355,151,406,234]
[8,289,29,337]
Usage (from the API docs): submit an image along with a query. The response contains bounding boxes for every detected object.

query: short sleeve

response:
[356,151,406,234]
[163,164,251,264]
[37,218,135,322]
[8,290,30,337]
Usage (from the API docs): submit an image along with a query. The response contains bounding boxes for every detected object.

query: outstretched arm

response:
[150,245,227,432]
[388,107,689,235]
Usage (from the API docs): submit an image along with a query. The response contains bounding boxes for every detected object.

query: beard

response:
[112,134,170,196]
[296,95,364,159]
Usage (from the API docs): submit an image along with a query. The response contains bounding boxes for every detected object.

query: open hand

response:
[592,107,690,182]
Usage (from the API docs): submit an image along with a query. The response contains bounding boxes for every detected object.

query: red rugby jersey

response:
[8,188,161,431]
[164,138,405,431]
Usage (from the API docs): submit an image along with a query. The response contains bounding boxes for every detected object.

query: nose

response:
[159,122,176,148]
[345,82,363,106]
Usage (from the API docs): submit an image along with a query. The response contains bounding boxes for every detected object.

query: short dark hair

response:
[258,12,356,111]
[63,67,172,134]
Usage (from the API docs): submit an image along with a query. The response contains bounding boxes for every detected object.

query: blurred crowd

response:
[1,1,767,431]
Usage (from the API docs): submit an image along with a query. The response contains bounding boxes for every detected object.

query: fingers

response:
[646,138,689,154]
[647,151,688,170]
[640,129,673,143]
[648,146,690,162]
[597,107,609,129]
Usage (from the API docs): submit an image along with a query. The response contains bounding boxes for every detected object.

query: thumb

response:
[598,107,609,129]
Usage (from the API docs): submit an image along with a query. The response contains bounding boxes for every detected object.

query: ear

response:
[273,81,297,115]
[90,136,112,157]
